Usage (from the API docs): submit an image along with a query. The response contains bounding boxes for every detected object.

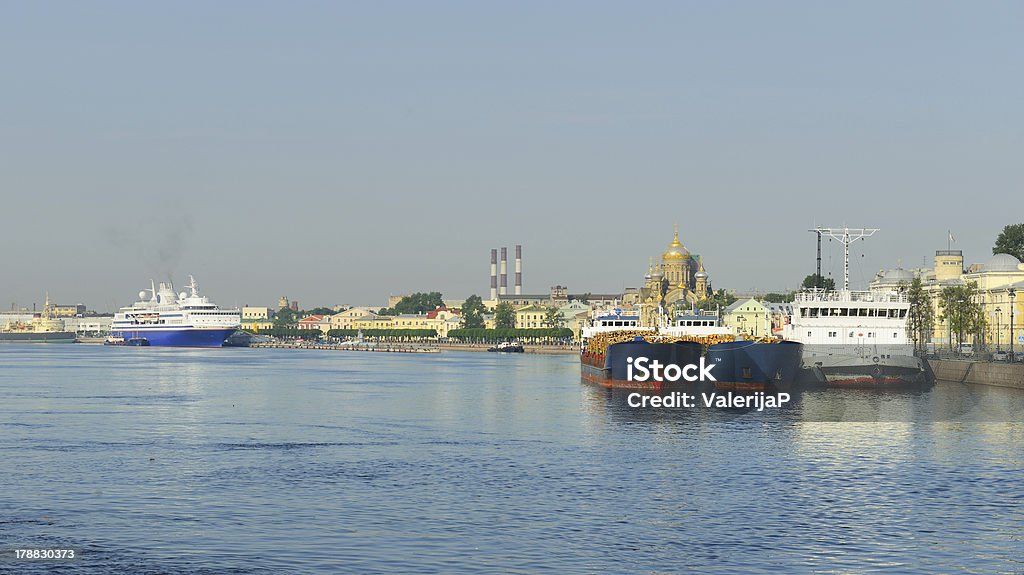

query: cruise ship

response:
[110,276,240,347]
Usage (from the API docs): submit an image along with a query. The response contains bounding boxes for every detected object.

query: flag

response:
[948,231,955,243]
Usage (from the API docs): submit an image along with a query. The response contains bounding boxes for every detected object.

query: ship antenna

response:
[810,226,879,291]
[189,275,198,297]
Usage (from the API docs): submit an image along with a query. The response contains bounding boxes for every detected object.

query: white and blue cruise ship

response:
[110,276,241,347]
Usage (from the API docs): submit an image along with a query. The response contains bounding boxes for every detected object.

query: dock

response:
[249,342,440,353]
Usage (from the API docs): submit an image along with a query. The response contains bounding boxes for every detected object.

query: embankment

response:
[928,359,1024,390]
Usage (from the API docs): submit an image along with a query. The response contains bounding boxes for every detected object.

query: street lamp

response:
[995,307,1002,352]
[1010,288,1017,362]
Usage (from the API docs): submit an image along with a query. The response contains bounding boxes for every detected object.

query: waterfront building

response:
[636,226,714,325]
[62,316,113,334]
[514,305,550,329]
[240,318,275,332]
[870,249,1024,349]
[50,304,86,317]
[329,307,376,331]
[765,302,794,335]
[722,298,771,338]
[242,306,273,321]
[298,314,327,331]
[557,301,592,339]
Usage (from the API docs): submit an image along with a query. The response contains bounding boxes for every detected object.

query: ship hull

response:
[581,340,706,391]
[803,353,934,388]
[581,339,708,388]
[707,340,804,392]
[0,331,76,343]
[109,328,237,347]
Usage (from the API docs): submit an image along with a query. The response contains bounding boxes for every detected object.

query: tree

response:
[460,295,486,329]
[903,277,934,353]
[494,302,516,329]
[762,292,795,303]
[802,274,836,291]
[993,223,1024,261]
[542,306,565,328]
[694,289,737,313]
[938,281,985,350]
[380,292,445,316]
[273,307,299,328]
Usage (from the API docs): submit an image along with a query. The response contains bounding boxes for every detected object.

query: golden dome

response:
[662,225,689,259]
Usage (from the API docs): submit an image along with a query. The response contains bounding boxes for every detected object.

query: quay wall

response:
[928,359,1024,390]
[437,343,577,355]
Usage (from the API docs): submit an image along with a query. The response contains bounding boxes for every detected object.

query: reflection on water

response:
[1,345,1022,574]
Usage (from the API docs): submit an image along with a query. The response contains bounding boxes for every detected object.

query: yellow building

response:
[241,319,275,332]
[515,305,550,329]
[872,250,1024,349]
[637,226,713,325]
[329,307,375,330]
[242,306,272,320]
[722,298,770,338]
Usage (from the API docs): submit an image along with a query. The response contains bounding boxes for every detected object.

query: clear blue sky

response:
[2,1,1022,311]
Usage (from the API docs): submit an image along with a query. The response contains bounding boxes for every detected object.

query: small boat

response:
[488,341,524,353]
[103,337,126,345]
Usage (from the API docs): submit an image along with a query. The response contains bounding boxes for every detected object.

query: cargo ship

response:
[581,310,804,392]
[110,276,240,347]
[0,295,76,343]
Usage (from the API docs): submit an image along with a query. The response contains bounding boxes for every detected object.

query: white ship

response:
[782,227,933,387]
[110,276,241,347]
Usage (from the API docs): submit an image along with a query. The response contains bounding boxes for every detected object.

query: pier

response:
[249,342,440,353]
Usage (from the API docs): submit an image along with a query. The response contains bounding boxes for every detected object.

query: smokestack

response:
[515,244,522,295]
[500,247,508,295]
[490,249,498,301]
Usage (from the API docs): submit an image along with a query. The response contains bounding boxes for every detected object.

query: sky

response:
[2,1,1022,311]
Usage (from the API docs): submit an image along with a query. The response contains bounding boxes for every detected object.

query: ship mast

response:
[810,226,879,291]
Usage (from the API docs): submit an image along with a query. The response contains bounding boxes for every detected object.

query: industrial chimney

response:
[499,247,508,295]
[515,244,522,295]
[490,249,498,301]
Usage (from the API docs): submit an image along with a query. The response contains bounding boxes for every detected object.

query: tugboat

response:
[488,341,524,353]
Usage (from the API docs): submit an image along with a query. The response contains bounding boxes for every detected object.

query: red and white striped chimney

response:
[499,247,508,296]
[490,249,498,301]
[514,244,522,295]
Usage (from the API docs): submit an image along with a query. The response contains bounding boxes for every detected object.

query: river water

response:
[2,345,1022,574]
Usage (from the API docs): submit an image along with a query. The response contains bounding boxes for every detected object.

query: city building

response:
[515,305,550,329]
[636,226,713,326]
[51,304,86,317]
[870,249,1024,349]
[297,314,327,331]
[722,299,770,338]
[242,306,273,320]
[329,307,376,331]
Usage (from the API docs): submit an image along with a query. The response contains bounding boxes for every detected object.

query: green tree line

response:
[448,328,573,341]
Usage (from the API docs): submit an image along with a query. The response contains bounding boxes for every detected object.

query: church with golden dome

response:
[637,225,711,324]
